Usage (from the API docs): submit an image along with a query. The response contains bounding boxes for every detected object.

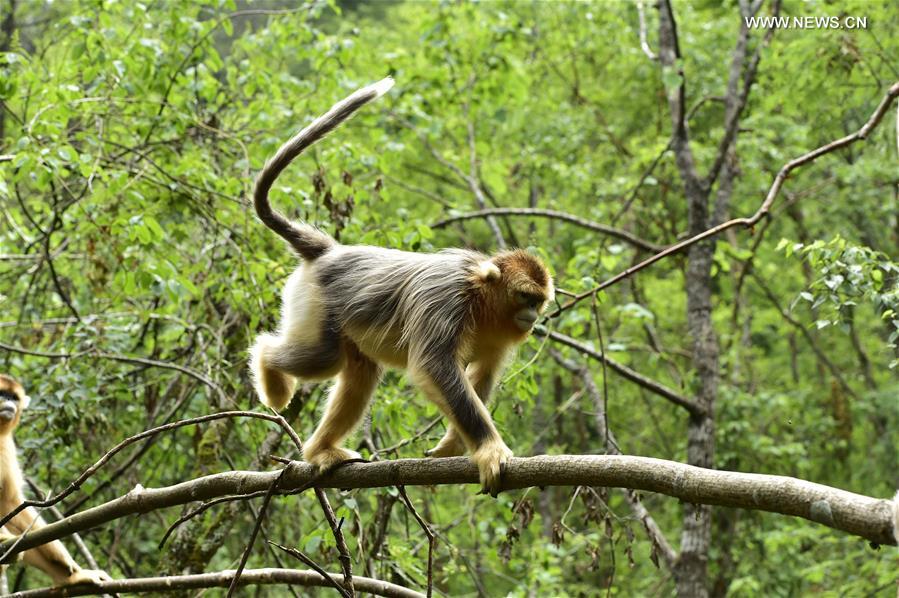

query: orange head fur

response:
[0,374,27,435]
[472,250,554,341]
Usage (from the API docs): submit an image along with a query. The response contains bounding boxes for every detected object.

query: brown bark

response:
[2,455,895,559]
[11,568,423,598]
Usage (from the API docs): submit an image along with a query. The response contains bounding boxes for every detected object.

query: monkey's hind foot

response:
[304,445,362,471]
[425,435,466,458]
[471,440,513,497]
[62,569,112,586]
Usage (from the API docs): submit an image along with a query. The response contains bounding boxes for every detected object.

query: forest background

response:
[0,0,898,596]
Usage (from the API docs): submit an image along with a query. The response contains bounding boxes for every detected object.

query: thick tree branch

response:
[1,456,895,555]
[9,568,423,598]
[432,208,664,252]
[0,411,302,530]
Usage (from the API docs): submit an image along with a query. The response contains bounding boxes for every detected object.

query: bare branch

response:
[269,542,353,598]
[396,486,435,598]
[11,568,423,598]
[0,410,302,530]
[538,328,703,415]
[433,208,664,252]
[315,488,355,596]
[548,80,899,318]
[551,351,676,568]
[227,470,285,597]
[636,1,657,60]
[2,456,894,554]
[706,0,781,189]
[0,342,230,406]
[395,114,506,250]
[657,0,704,196]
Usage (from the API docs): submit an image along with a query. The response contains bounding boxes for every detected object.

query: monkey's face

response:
[511,290,547,333]
[0,375,28,431]
[0,390,21,425]
[490,250,554,337]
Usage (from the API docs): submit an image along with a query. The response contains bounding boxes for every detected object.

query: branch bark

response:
[9,568,423,598]
[1,456,895,556]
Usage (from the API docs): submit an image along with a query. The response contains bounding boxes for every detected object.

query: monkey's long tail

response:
[253,77,395,260]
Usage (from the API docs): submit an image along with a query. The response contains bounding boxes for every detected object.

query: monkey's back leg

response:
[304,342,382,469]
[250,265,345,410]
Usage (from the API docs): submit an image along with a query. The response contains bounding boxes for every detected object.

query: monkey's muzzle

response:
[514,309,539,332]
[0,401,16,421]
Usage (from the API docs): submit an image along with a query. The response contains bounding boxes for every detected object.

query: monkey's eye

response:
[515,291,541,307]
[0,391,18,402]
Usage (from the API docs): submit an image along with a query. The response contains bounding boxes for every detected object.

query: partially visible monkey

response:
[0,374,111,586]
[249,78,554,495]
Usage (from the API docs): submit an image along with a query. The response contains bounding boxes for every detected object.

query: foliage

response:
[1,0,897,595]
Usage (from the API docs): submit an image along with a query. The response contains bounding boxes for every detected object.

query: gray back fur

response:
[318,247,484,366]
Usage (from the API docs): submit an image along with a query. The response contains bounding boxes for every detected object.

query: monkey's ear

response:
[21,395,30,410]
[476,261,501,282]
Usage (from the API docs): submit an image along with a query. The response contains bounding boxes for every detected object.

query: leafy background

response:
[1,0,897,595]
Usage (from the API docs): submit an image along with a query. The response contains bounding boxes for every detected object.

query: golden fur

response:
[248,79,554,494]
[0,375,111,586]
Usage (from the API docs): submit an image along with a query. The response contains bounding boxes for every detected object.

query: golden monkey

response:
[249,78,553,495]
[0,375,111,586]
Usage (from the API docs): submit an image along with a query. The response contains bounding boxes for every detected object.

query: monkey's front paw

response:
[62,569,112,586]
[304,445,362,471]
[425,436,466,458]
[471,441,513,497]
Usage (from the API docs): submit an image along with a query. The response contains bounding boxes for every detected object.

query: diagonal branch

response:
[551,351,676,568]
[706,0,781,189]
[433,208,664,252]
[0,410,302,530]
[548,80,899,318]
[539,328,703,415]
[657,0,704,197]
[0,342,230,406]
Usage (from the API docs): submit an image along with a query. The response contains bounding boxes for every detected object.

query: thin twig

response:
[395,486,435,598]
[315,489,355,597]
[536,327,702,415]
[0,342,229,406]
[158,490,271,549]
[269,542,353,598]
[375,417,442,457]
[432,208,663,252]
[226,469,286,597]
